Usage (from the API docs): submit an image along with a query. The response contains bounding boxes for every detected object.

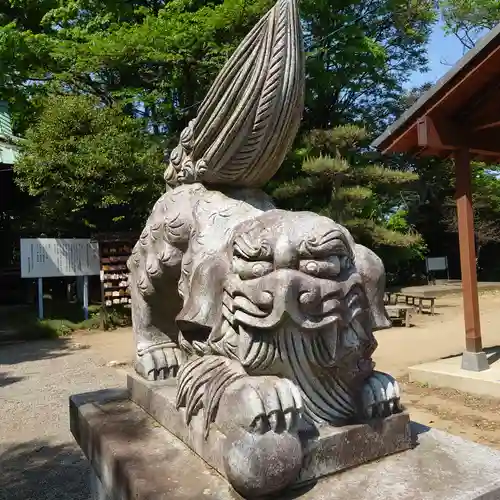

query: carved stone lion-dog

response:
[127,0,400,496]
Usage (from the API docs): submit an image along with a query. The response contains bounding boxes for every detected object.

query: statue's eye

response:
[233,238,272,261]
[339,255,352,269]
[300,255,344,278]
[305,261,319,274]
[252,262,271,277]
[232,257,273,280]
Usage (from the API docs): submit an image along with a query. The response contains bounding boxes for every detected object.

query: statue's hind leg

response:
[128,223,186,380]
[129,276,186,380]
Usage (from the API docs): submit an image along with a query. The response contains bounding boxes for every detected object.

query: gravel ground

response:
[0,334,130,500]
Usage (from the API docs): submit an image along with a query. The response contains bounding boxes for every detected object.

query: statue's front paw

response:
[362,371,402,419]
[218,376,304,498]
[219,376,303,434]
[135,343,186,381]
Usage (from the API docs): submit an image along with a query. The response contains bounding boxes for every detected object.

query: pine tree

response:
[271,125,425,262]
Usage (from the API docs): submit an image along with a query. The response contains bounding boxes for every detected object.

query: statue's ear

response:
[176,255,230,337]
[354,244,392,331]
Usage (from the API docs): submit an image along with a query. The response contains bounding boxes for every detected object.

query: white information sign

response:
[426,256,448,272]
[20,238,100,278]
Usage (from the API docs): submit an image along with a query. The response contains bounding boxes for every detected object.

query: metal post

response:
[83,275,89,320]
[37,277,44,320]
[99,269,107,330]
[454,148,489,371]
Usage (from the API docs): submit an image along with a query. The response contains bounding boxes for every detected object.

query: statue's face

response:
[210,210,376,378]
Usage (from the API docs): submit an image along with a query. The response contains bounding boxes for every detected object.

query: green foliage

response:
[1,0,276,238]
[35,314,101,338]
[272,125,425,263]
[387,208,412,232]
[1,0,438,278]
[14,94,164,235]
[443,164,500,249]
[0,0,274,136]
[302,154,350,176]
[300,0,436,132]
[0,301,102,340]
[473,165,500,213]
[100,304,132,330]
[439,0,499,49]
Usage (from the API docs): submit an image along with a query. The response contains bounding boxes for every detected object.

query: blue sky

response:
[408,22,467,88]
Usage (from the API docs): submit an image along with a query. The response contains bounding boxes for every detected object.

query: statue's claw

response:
[361,371,402,419]
[135,343,186,381]
[220,376,303,434]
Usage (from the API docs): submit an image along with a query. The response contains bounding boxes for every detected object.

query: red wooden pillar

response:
[454,149,489,371]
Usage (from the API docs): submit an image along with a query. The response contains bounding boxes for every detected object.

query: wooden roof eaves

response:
[371,23,500,153]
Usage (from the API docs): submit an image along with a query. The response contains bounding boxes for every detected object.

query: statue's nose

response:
[274,235,298,270]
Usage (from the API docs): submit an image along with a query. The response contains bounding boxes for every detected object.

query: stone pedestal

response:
[126,371,412,486]
[71,386,500,500]
[90,468,110,500]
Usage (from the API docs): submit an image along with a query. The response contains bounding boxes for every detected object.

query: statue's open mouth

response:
[206,268,378,425]
[213,270,373,367]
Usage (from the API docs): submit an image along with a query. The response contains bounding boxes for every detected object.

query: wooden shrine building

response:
[372,24,500,372]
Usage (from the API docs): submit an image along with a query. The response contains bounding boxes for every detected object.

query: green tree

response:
[269,0,436,229]
[271,125,425,265]
[300,0,436,133]
[442,164,500,272]
[2,0,437,264]
[14,95,164,236]
[1,0,274,236]
[0,0,274,136]
[438,0,499,49]
[1,0,436,137]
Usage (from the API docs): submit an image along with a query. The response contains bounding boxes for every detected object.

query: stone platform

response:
[409,347,500,398]
[126,371,412,485]
[71,387,500,500]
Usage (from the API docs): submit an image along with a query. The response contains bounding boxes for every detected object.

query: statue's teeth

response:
[222,291,234,312]
[221,302,234,322]
[238,324,254,362]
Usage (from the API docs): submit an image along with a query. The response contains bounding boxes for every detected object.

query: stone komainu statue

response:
[128,0,398,496]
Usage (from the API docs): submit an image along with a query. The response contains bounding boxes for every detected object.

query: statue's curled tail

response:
[164,0,305,188]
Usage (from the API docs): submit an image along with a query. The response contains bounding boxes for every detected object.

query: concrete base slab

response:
[409,348,500,398]
[399,281,500,298]
[70,389,500,500]
[126,371,412,485]
[303,423,500,500]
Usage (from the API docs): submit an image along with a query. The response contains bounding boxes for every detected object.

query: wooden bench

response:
[385,304,414,327]
[395,293,436,315]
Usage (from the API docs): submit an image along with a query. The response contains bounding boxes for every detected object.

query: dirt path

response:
[373,292,500,376]
[400,377,500,450]
[373,292,500,450]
